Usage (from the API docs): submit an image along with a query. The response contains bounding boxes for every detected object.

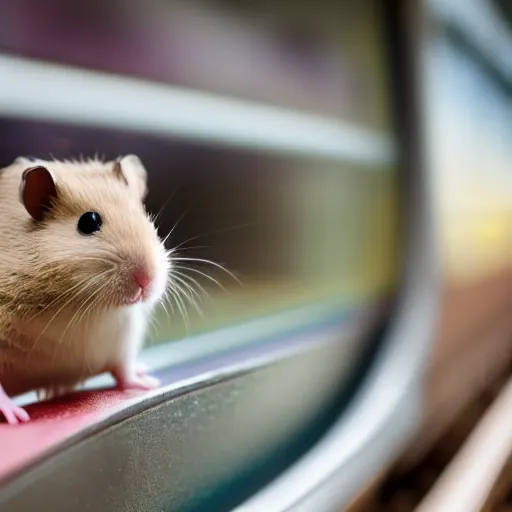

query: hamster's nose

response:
[132,270,151,292]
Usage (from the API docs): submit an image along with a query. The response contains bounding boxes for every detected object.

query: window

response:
[0,0,398,355]
[0,2,428,511]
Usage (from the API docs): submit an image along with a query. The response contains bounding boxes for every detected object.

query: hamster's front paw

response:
[112,364,159,392]
[0,384,29,424]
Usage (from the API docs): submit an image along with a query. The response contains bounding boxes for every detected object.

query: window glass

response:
[0,0,399,348]
[425,5,512,283]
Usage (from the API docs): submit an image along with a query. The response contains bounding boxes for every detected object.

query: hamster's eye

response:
[78,212,102,235]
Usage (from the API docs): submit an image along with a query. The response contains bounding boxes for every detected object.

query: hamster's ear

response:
[113,154,148,201]
[19,166,57,221]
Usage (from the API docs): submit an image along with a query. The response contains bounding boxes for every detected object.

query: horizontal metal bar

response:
[0,54,395,167]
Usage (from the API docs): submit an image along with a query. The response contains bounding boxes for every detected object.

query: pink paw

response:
[119,374,160,391]
[112,364,159,392]
[0,396,30,425]
[135,362,149,377]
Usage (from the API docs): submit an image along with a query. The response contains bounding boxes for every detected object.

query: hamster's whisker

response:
[172,265,230,295]
[171,271,210,319]
[171,258,241,284]
[173,283,191,332]
[60,279,106,337]
[161,230,174,247]
[167,283,190,336]
[158,289,174,332]
[170,273,203,317]
[28,278,100,354]
[168,245,211,254]
[151,188,180,227]
[172,270,210,300]
[72,257,117,268]
[171,271,204,303]
[160,288,175,317]
[57,309,83,345]
[57,278,110,345]
[28,270,114,353]
[97,251,124,265]
[67,275,115,338]
[148,311,161,332]
[167,222,256,253]
[26,273,100,323]
[161,204,194,246]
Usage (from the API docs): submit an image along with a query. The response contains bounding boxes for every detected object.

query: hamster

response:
[0,155,169,424]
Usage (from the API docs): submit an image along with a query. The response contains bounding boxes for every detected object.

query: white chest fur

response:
[81,305,149,370]
[14,304,151,389]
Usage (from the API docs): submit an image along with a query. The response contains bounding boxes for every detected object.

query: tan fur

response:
[0,156,169,396]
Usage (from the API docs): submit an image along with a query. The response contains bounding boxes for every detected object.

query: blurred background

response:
[0,0,512,511]
[0,0,399,348]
